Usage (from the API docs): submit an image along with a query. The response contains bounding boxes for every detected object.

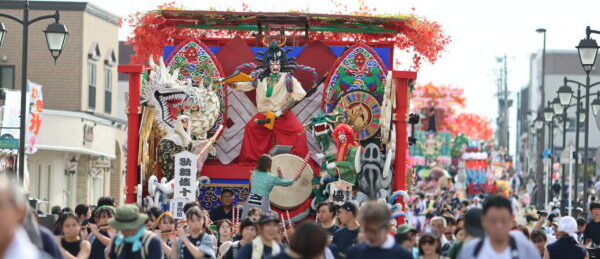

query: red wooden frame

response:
[119,65,147,204]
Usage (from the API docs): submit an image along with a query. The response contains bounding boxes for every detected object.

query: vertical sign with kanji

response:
[173,151,197,201]
[170,198,188,219]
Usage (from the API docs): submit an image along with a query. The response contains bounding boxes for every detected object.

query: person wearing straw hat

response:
[106,204,163,259]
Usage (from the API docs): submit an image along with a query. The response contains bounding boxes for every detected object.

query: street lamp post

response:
[544,103,555,201]
[562,75,600,213]
[0,0,69,184]
[552,97,569,210]
[576,26,600,212]
[554,86,589,214]
[534,114,547,206]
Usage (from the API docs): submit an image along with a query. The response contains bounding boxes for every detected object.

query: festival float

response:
[407,83,497,198]
[119,3,449,222]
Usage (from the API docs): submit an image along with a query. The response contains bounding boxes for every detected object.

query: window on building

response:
[0,66,14,89]
[88,62,96,109]
[104,67,112,114]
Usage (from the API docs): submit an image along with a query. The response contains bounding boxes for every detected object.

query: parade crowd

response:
[2,169,600,259]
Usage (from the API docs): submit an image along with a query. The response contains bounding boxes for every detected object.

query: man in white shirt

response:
[0,176,42,259]
[458,195,540,259]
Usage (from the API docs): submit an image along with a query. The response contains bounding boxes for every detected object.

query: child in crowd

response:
[56,212,91,258]
[88,206,115,259]
[171,207,216,259]
[155,212,175,259]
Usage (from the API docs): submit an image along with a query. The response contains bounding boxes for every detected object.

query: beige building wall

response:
[81,11,118,116]
[30,110,126,209]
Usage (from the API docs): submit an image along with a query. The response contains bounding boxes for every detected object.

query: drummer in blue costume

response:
[242,154,306,219]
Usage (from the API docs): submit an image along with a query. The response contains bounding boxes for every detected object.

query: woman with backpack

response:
[219,218,257,259]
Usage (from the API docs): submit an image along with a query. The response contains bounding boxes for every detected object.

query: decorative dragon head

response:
[308,112,336,138]
[142,56,219,136]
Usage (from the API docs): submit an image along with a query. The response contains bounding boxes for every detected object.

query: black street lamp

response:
[552,96,569,210]
[553,87,589,214]
[544,105,555,123]
[533,113,549,204]
[562,75,600,214]
[0,0,69,184]
[543,102,556,202]
[42,20,68,63]
[576,26,600,212]
[552,97,563,115]
[534,114,544,130]
[558,83,574,106]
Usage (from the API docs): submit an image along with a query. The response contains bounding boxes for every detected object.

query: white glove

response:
[315,153,325,159]
[327,162,337,169]
[274,110,282,117]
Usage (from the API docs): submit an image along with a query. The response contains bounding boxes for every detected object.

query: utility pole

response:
[496,56,511,154]
[503,55,510,154]
[536,29,547,209]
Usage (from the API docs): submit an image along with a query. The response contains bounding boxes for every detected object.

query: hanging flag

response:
[0,81,44,154]
[25,80,43,154]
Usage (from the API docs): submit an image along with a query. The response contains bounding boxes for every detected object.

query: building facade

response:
[0,1,125,212]
[518,50,600,194]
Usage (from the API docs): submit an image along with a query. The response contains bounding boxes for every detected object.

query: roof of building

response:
[0,1,119,25]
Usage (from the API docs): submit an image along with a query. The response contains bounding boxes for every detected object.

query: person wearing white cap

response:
[544,216,588,259]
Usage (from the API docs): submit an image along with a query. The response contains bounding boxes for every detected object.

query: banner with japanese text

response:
[26,80,43,154]
[173,151,197,201]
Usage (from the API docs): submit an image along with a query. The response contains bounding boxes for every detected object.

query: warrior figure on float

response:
[229,40,317,162]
